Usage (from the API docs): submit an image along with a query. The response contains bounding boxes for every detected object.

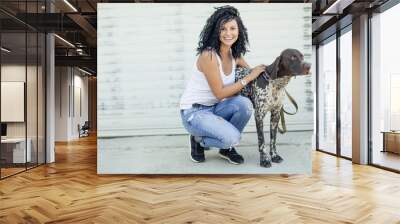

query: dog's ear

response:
[270,56,281,79]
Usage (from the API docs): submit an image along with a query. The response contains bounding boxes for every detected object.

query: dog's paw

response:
[260,159,272,168]
[271,154,283,163]
[260,154,272,168]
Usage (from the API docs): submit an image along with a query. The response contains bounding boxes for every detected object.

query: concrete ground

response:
[98,131,312,174]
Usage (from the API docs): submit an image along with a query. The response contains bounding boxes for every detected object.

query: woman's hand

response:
[247,64,267,81]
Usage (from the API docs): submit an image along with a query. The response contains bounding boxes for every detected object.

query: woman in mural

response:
[179,5,266,164]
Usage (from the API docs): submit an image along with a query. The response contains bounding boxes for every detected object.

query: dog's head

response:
[268,49,311,79]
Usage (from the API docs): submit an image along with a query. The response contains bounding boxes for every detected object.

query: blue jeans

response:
[180,95,253,149]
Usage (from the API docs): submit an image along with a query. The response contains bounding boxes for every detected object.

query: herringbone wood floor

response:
[1,135,400,224]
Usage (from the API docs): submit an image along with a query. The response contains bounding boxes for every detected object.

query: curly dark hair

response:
[196,5,249,59]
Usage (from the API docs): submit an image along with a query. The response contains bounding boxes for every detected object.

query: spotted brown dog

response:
[236,49,311,168]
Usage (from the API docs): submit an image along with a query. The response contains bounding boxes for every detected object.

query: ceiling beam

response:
[322,0,356,14]
[67,13,97,46]
[55,55,96,69]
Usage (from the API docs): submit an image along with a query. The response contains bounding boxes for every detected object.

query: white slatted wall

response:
[98,3,312,137]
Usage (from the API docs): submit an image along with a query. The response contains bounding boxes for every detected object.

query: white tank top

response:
[180,52,236,109]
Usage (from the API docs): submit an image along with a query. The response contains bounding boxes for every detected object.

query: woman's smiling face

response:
[219,19,239,48]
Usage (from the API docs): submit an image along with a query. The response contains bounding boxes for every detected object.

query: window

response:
[371,3,400,171]
[0,1,46,179]
[318,37,337,154]
[340,29,352,158]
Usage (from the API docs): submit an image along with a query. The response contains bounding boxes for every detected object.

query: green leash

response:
[278,89,298,134]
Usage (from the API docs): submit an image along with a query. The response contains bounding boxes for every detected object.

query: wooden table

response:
[381,131,400,154]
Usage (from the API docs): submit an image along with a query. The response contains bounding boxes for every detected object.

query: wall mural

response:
[98,3,313,174]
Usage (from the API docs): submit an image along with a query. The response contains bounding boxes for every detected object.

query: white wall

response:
[55,66,68,141]
[1,82,25,122]
[55,67,89,141]
[98,3,313,138]
[72,73,89,138]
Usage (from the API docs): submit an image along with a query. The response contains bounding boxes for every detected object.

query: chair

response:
[79,121,90,138]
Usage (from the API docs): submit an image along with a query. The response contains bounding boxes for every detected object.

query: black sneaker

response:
[190,135,205,163]
[219,147,244,164]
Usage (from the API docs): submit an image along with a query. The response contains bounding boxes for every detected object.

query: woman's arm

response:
[198,51,264,100]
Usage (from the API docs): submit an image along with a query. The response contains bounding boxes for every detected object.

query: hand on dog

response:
[248,64,266,81]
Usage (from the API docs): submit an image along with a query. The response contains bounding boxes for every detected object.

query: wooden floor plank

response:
[1,134,400,223]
